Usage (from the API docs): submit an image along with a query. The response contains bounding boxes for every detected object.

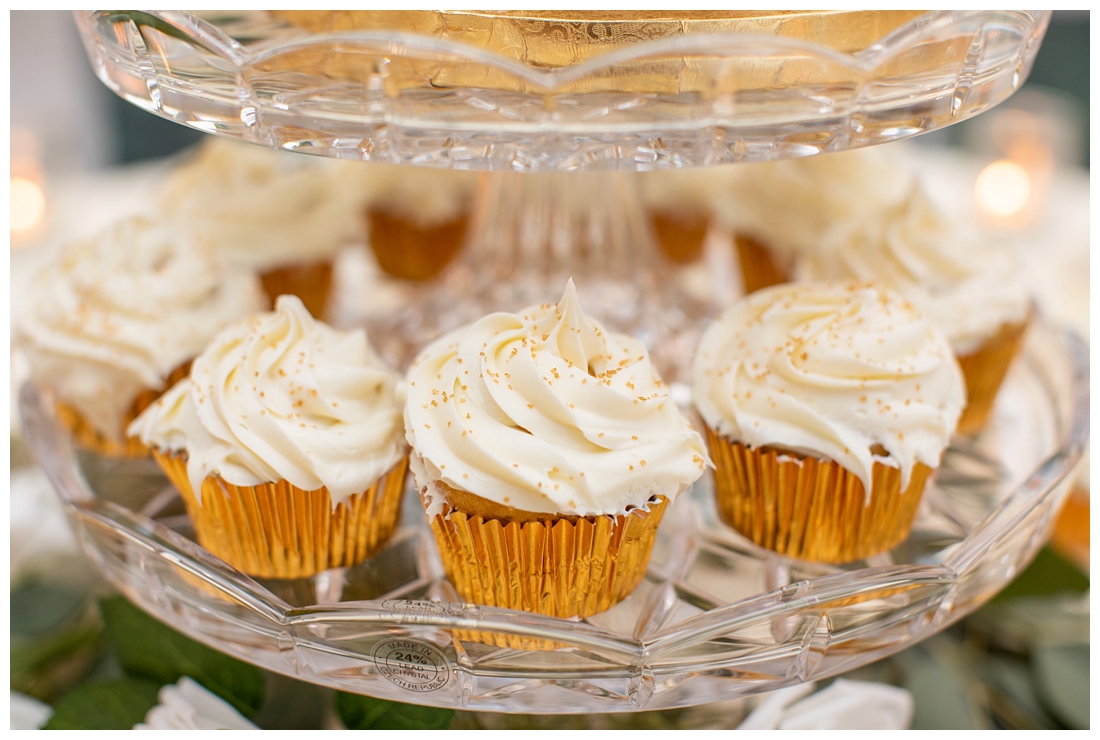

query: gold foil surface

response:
[956,317,1030,434]
[261,11,933,97]
[648,209,709,265]
[424,485,667,623]
[734,235,791,296]
[705,427,931,563]
[367,209,468,282]
[155,450,408,579]
[56,361,192,458]
[272,11,925,64]
[259,260,334,319]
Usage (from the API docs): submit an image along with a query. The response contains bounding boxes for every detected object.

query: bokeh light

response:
[975,160,1031,218]
[10,177,45,234]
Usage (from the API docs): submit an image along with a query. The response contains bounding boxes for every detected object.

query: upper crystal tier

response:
[77,10,1049,170]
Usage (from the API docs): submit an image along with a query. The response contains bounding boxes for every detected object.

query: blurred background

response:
[9,10,1090,731]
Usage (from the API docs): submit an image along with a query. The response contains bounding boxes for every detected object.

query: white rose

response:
[133,677,257,730]
[739,679,914,730]
[10,691,52,729]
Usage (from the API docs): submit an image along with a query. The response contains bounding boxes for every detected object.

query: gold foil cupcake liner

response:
[154,450,408,579]
[259,260,334,319]
[705,427,931,563]
[734,235,790,295]
[423,484,667,622]
[367,209,468,281]
[955,317,1030,434]
[56,361,192,458]
[648,209,709,264]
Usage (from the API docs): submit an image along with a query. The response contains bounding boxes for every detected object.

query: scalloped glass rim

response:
[75,9,1051,170]
[21,324,1088,713]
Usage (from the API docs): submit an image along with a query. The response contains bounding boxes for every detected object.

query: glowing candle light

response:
[10,176,46,234]
[975,160,1031,218]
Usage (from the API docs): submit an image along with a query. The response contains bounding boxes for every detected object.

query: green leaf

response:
[10,584,105,704]
[336,692,455,730]
[43,678,161,730]
[11,581,90,639]
[897,639,986,730]
[99,596,264,717]
[993,547,1089,602]
[1033,644,1090,729]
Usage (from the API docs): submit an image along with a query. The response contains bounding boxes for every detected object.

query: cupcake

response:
[693,281,966,563]
[16,217,266,457]
[798,186,1032,433]
[128,295,408,579]
[405,280,708,618]
[364,165,476,281]
[711,148,912,294]
[639,168,732,264]
[160,138,372,318]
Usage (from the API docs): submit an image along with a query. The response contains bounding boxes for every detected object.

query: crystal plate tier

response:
[21,324,1087,714]
[75,10,1049,170]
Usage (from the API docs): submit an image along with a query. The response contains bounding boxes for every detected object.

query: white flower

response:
[10,467,80,582]
[133,677,257,730]
[10,691,52,729]
[739,679,914,730]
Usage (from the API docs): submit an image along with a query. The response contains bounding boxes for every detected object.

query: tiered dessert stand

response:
[20,9,1086,714]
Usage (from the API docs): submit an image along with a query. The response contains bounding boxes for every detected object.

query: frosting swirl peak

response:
[693,281,965,494]
[129,295,406,506]
[405,280,709,516]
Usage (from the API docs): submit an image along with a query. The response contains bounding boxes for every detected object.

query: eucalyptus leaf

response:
[11,581,90,638]
[993,547,1089,602]
[99,596,264,718]
[43,678,161,730]
[1033,644,1090,730]
[897,641,985,730]
[336,692,455,730]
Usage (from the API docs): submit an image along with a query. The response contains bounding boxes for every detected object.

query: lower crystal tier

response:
[21,323,1086,713]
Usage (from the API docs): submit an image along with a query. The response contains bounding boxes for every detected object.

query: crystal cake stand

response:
[77,10,1049,169]
[74,10,1054,380]
[20,325,1088,714]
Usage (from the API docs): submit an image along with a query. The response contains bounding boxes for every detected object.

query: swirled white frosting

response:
[693,281,965,494]
[17,217,266,442]
[159,138,373,270]
[711,148,913,268]
[796,186,1032,355]
[128,295,406,506]
[405,280,709,517]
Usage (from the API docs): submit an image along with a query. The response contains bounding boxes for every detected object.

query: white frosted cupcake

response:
[798,186,1032,433]
[406,279,708,618]
[639,167,734,264]
[693,281,966,562]
[711,148,912,294]
[129,295,408,578]
[364,164,476,281]
[17,216,266,457]
[160,138,372,317]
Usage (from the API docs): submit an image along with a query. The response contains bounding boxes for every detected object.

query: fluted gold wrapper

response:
[734,235,790,295]
[423,484,667,621]
[705,426,931,563]
[367,209,468,281]
[955,317,1030,435]
[56,361,192,458]
[649,210,709,264]
[259,260,334,319]
[154,450,408,579]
